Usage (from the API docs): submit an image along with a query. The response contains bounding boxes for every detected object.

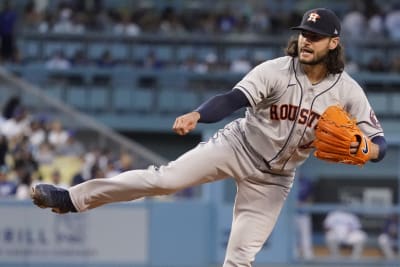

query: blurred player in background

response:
[378,214,398,259]
[295,176,314,260]
[323,210,367,259]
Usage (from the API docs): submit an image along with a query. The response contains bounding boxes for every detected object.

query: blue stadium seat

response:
[132,45,173,63]
[154,46,173,62]
[110,43,130,60]
[43,42,65,58]
[22,63,48,85]
[158,90,199,113]
[251,48,275,62]
[158,90,178,113]
[66,86,87,110]
[360,49,386,65]
[64,42,85,58]
[111,66,136,87]
[391,93,400,114]
[88,43,129,60]
[87,43,107,59]
[88,86,109,112]
[225,48,250,61]
[43,85,64,100]
[176,46,195,62]
[132,89,154,113]
[18,39,40,60]
[179,91,199,112]
[112,87,132,112]
[0,86,15,103]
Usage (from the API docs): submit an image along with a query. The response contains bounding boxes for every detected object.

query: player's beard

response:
[298,49,329,66]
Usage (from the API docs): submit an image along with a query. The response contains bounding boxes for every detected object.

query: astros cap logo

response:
[307,12,320,23]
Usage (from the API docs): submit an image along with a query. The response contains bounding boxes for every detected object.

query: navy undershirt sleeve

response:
[194,89,250,123]
[371,136,387,162]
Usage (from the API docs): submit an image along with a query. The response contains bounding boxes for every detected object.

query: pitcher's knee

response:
[145,167,184,195]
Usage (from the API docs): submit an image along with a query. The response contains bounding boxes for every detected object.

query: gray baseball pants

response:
[69,121,294,267]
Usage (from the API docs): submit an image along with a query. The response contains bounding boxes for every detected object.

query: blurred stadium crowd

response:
[0,0,399,73]
[0,0,398,261]
[0,95,135,199]
[0,1,398,190]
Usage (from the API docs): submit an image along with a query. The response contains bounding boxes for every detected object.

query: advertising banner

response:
[0,203,148,265]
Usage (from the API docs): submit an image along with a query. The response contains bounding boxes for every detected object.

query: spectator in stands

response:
[230,55,252,74]
[71,11,86,34]
[92,8,113,32]
[48,120,68,149]
[142,49,164,69]
[113,12,141,36]
[0,135,7,166]
[90,164,106,180]
[159,6,185,35]
[203,52,219,72]
[11,139,39,199]
[116,151,135,172]
[249,7,271,34]
[378,214,398,260]
[0,165,16,198]
[1,106,30,141]
[15,168,35,200]
[217,7,237,33]
[323,210,367,259]
[365,6,386,39]
[180,55,207,73]
[71,49,92,66]
[344,55,360,74]
[21,0,43,32]
[38,12,55,33]
[2,95,21,120]
[33,0,48,14]
[366,56,387,72]
[12,138,39,177]
[0,0,17,62]
[45,50,71,70]
[96,49,116,68]
[385,3,400,40]
[295,176,314,260]
[27,118,46,149]
[342,5,367,40]
[391,55,400,73]
[71,148,111,185]
[55,130,84,157]
[104,160,120,178]
[81,148,100,181]
[34,141,55,165]
[52,6,76,34]
[49,168,69,189]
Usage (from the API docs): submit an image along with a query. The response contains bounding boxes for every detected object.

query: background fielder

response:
[31,8,387,267]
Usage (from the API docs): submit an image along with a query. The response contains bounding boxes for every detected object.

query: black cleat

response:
[31,184,77,214]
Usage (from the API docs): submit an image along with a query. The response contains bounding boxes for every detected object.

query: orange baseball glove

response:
[313,105,372,166]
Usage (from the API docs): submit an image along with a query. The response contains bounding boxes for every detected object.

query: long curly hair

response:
[285,36,345,74]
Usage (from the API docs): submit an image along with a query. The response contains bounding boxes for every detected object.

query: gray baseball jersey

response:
[68,55,384,267]
[235,56,383,173]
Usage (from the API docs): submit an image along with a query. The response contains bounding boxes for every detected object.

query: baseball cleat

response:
[31,184,77,214]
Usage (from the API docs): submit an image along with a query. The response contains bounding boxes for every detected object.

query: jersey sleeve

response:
[344,80,384,138]
[233,61,277,107]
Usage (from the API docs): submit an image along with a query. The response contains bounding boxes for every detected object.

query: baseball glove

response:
[313,105,372,166]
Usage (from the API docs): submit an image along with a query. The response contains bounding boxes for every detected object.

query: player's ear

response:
[328,37,339,50]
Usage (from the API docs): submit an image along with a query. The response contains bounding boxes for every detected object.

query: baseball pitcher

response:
[31,8,387,267]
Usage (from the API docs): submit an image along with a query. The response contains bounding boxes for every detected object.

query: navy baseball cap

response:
[291,8,341,37]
